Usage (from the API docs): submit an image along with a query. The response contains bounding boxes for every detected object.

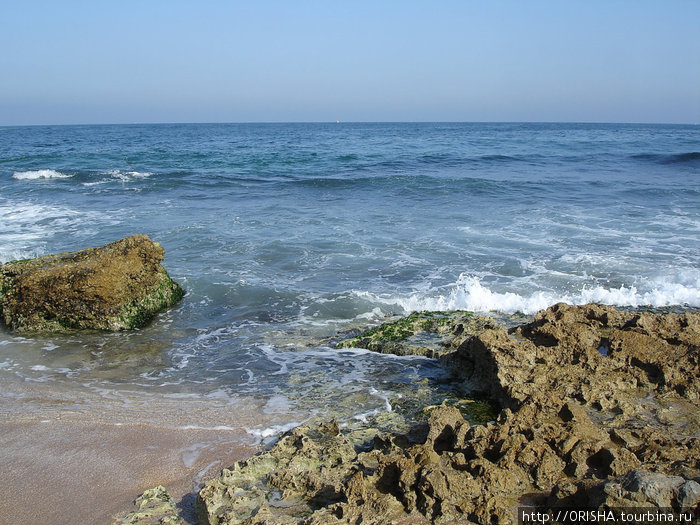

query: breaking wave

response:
[356,274,700,316]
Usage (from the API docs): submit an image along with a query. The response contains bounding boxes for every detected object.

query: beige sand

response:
[0,420,257,525]
[0,376,280,525]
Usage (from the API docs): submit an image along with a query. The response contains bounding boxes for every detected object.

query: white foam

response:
[258,344,290,375]
[204,388,233,401]
[355,307,384,321]
[0,197,110,263]
[356,273,700,315]
[351,388,394,423]
[194,460,221,489]
[24,374,55,383]
[242,421,305,447]
[106,169,152,181]
[12,169,72,180]
[179,425,238,431]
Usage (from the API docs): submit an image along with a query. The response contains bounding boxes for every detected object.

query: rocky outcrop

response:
[444,302,700,410]
[0,235,183,333]
[197,304,700,524]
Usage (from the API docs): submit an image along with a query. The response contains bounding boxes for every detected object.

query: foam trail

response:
[12,169,72,180]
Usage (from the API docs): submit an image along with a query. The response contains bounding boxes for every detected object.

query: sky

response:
[1,0,699,125]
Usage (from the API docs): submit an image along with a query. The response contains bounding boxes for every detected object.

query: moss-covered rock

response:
[0,234,183,333]
[335,310,498,357]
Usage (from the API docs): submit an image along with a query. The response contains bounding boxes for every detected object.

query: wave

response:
[12,169,72,180]
[104,169,152,181]
[631,152,700,165]
[355,274,700,316]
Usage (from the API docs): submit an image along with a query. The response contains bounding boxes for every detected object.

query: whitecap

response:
[244,421,306,446]
[178,424,238,431]
[12,169,72,180]
[181,442,208,468]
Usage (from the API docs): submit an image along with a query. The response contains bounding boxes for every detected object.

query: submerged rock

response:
[0,235,183,333]
[198,304,700,525]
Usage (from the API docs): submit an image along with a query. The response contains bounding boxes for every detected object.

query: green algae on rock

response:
[335,310,499,357]
[0,235,183,333]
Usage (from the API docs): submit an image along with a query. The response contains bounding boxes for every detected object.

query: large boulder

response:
[0,235,183,333]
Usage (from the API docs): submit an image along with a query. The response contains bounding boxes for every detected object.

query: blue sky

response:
[1,1,698,125]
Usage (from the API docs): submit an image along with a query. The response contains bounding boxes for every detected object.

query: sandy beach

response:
[0,376,263,525]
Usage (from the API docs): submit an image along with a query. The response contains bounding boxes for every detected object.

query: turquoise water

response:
[1,122,698,434]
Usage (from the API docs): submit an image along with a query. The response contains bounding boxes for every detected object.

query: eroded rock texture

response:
[196,304,698,524]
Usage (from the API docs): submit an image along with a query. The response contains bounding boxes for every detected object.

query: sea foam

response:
[12,169,72,180]
[356,273,700,316]
[106,169,152,181]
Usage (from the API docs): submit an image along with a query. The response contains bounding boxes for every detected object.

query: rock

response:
[552,469,700,513]
[197,420,358,525]
[113,486,184,525]
[444,303,700,411]
[0,235,183,333]
[196,304,700,524]
[335,310,499,358]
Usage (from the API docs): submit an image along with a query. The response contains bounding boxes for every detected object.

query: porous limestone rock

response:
[0,234,183,333]
[549,469,700,515]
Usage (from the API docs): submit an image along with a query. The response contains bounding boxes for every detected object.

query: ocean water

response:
[1,122,699,436]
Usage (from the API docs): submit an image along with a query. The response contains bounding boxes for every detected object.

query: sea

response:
[1,122,699,445]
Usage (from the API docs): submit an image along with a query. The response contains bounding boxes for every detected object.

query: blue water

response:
[1,122,699,434]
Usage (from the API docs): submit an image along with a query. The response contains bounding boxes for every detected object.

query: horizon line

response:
[1,119,698,128]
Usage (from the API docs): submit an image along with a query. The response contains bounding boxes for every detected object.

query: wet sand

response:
[0,377,269,525]
[0,420,257,525]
